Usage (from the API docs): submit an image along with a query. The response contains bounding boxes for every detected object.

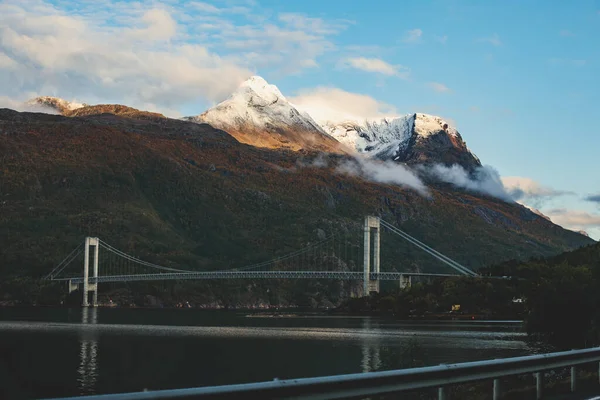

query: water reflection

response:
[0,309,533,398]
[360,318,381,372]
[77,308,98,395]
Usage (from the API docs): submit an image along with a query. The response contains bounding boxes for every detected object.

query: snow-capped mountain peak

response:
[321,112,481,170]
[237,75,286,102]
[321,115,414,157]
[184,76,341,152]
[414,113,457,138]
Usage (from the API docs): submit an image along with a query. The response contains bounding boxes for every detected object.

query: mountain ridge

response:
[20,78,482,171]
[0,106,593,305]
[25,96,85,114]
[322,113,482,171]
[10,78,591,239]
[184,76,343,153]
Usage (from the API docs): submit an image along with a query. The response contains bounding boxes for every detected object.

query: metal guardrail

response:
[45,347,600,400]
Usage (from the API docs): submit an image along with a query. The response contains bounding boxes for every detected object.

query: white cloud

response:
[545,208,600,232]
[0,52,18,69]
[0,0,349,113]
[403,28,422,43]
[502,177,573,207]
[427,82,452,93]
[0,0,253,114]
[128,8,177,41]
[289,87,398,123]
[477,33,502,46]
[337,157,429,196]
[212,13,348,74]
[425,164,511,200]
[300,153,428,196]
[189,2,249,14]
[278,13,350,35]
[190,2,222,13]
[342,57,410,78]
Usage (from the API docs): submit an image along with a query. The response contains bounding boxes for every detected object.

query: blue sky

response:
[1,0,599,238]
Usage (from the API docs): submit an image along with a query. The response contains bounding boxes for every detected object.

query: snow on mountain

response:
[184,76,479,168]
[413,113,458,138]
[321,116,414,158]
[25,96,85,114]
[185,76,342,152]
[321,113,481,170]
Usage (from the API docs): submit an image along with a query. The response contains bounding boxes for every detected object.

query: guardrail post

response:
[598,361,600,385]
[571,366,577,392]
[534,372,543,399]
[438,386,446,400]
[493,378,501,400]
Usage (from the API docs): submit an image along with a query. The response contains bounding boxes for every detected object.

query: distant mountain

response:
[26,96,85,114]
[519,204,552,222]
[0,106,594,306]
[184,76,342,153]
[322,113,482,171]
[65,104,166,120]
[25,85,479,174]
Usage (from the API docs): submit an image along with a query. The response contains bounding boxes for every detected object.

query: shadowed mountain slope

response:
[0,107,592,289]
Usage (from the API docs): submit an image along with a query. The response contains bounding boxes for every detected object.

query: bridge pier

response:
[82,237,99,307]
[68,279,78,294]
[399,274,412,289]
[363,216,381,296]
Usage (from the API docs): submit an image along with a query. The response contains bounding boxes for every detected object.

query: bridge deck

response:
[56,271,458,284]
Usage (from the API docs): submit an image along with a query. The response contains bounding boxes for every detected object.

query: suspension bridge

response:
[44,216,478,307]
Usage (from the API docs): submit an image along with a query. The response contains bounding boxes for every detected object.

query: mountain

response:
[322,113,481,171]
[25,96,85,114]
[64,104,166,120]
[0,106,594,306]
[519,204,552,222]
[184,76,343,153]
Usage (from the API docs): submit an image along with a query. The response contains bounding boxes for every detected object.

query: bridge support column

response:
[363,216,381,296]
[92,241,99,307]
[82,237,99,307]
[399,274,411,289]
[68,280,78,294]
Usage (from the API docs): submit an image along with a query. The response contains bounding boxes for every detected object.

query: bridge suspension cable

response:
[45,242,84,280]
[46,233,355,281]
[98,240,191,273]
[380,219,478,277]
[231,235,335,271]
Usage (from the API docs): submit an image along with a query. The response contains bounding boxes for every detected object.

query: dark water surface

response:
[0,308,532,399]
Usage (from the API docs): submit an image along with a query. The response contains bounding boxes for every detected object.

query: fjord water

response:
[0,308,531,399]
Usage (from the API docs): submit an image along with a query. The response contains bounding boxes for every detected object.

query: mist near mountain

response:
[423,164,510,200]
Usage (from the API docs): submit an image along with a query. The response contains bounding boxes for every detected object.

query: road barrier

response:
[45,347,600,400]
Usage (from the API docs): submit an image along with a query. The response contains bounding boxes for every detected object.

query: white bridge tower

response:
[363,216,381,295]
[363,216,411,295]
[69,237,100,307]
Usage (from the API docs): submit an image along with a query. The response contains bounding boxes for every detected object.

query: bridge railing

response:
[45,347,600,400]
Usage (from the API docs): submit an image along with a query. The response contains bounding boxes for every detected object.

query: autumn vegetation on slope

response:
[0,107,593,306]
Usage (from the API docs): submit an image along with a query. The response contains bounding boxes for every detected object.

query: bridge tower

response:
[363,216,381,295]
[82,237,100,307]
